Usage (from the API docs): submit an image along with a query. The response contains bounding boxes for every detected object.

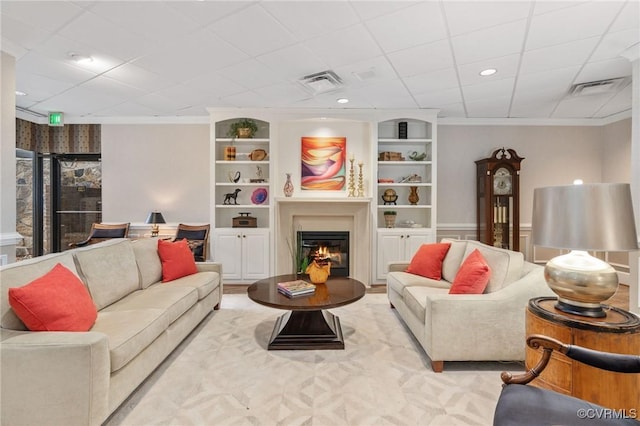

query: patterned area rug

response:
[105,293,522,425]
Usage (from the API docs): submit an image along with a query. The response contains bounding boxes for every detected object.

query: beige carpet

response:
[105,293,522,425]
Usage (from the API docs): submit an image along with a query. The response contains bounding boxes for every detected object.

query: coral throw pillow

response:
[449,249,491,294]
[405,243,451,280]
[8,263,97,331]
[158,238,198,282]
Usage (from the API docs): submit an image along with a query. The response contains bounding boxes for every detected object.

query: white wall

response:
[437,124,608,226]
[101,124,209,225]
[602,118,632,184]
[1,51,17,263]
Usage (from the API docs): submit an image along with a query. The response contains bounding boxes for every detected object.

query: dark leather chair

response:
[174,224,210,262]
[494,334,640,426]
[68,223,130,248]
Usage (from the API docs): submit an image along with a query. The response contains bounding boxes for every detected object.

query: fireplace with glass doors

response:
[297,231,349,277]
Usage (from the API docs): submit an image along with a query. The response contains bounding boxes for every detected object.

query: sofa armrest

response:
[388,261,410,273]
[1,329,111,426]
[196,261,222,275]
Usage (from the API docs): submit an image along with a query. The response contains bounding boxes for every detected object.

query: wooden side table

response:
[526,297,640,411]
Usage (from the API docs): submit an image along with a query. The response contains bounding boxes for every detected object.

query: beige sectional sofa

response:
[387,238,553,372]
[0,238,222,426]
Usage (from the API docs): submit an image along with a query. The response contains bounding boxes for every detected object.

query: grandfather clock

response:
[475,148,524,251]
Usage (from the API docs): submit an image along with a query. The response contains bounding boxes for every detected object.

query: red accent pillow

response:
[405,243,451,280]
[158,238,198,282]
[449,249,491,294]
[8,263,97,331]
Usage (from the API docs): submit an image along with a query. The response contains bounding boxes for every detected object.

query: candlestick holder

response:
[348,158,356,197]
[357,162,364,197]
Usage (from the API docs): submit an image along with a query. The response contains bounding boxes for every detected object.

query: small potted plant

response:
[383,210,397,228]
[228,118,258,139]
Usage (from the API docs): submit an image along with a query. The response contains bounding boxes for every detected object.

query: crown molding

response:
[439,110,631,127]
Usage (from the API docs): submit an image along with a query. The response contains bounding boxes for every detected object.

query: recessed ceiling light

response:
[337,98,349,104]
[68,52,93,64]
[15,90,27,96]
[479,68,497,76]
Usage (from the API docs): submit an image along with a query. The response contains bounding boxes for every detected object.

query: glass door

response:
[51,154,102,252]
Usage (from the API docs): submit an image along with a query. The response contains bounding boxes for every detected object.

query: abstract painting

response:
[300,136,346,191]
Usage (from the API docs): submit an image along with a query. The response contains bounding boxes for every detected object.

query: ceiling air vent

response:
[299,70,343,95]
[568,77,630,96]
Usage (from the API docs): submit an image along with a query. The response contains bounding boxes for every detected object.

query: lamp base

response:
[555,299,606,318]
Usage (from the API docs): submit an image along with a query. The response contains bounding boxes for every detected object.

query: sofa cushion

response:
[463,241,524,293]
[101,285,197,325]
[91,308,168,373]
[406,243,451,280]
[157,239,197,282]
[1,251,78,330]
[8,263,97,331]
[387,271,451,296]
[73,239,140,310]
[163,271,220,300]
[404,286,450,321]
[441,239,468,283]
[449,249,491,294]
[132,238,163,289]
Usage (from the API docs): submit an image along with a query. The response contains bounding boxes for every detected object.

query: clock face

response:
[493,167,512,195]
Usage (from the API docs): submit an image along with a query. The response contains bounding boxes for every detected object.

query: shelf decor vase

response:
[306,260,331,284]
[384,213,396,228]
[408,186,419,205]
[283,173,294,197]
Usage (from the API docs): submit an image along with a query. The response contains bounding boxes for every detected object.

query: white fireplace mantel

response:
[274,197,372,285]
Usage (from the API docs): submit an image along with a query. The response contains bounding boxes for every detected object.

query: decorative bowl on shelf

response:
[251,188,268,204]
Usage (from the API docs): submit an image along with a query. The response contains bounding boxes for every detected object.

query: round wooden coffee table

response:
[247,274,366,350]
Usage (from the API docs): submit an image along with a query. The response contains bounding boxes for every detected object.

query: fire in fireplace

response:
[297,231,349,277]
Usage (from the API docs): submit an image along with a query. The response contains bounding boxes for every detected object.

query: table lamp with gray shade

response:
[145,211,166,237]
[532,183,638,318]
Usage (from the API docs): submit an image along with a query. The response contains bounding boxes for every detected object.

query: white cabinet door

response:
[214,228,269,281]
[376,230,434,281]
[242,230,269,280]
[213,230,243,281]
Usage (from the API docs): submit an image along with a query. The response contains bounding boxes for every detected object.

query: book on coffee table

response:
[277,279,316,297]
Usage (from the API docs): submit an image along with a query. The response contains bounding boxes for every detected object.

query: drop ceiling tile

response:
[153,84,216,108]
[93,101,164,118]
[438,102,466,118]
[462,77,515,102]
[353,79,418,108]
[515,66,580,96]
[510,99,556,118]
[221,90,271,108]
[590,28,640,62]
[89,2,199,43]
[262,2,360,39]
[58,10,159,62]
[609,1,639,33]
[333,56,398,89]
[35,85,125,116]
[576,57,632,83]
[526,2,623,51]
[253,82,312,107]
[15,72,74,103]
[217,59,285,90]
[256,44,328,80]
[443,1,532,36]
[404,67,459,94]
[387,39,454,78]
[0,1,85,32]
[82,75,147,101]
[593,83,632,118]
[552,95,612,118]
[304,24,382,68]
[134,92,192,115]
[465,96,511,118]
[102,64,173,93]
[451,19,527,65]
[457,54,520,87]
[365,2,448,53]
[1,14,51,51]
[16,51,96,85]
[413,87,463,108]
[166,1,250,27]
[351,1,418,21]
[532,1,587,16]
[520,37,599,75]
[183,73,246,99]
[209,4,297,57]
